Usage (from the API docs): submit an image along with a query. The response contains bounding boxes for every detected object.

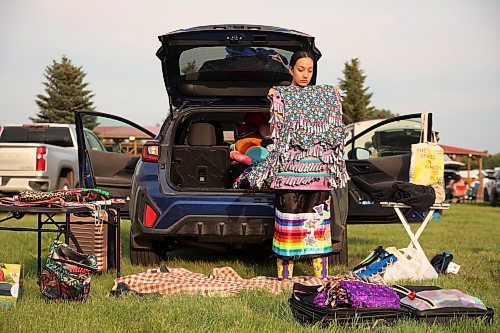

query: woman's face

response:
[290,57,314,87]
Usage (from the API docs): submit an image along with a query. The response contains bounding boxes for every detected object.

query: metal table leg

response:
[37,213,42,276]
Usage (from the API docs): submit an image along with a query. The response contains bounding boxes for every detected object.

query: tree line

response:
[33,56,496,163]
[30,55,394,128]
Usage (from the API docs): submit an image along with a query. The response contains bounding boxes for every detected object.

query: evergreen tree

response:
[32,56,98,129]
[338,58,373,124]
[484,153,500,168]
[367,108,398,120]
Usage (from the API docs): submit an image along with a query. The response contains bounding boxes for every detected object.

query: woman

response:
[264,51,348,280]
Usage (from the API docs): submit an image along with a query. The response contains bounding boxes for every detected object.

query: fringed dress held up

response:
[248,85,349,259]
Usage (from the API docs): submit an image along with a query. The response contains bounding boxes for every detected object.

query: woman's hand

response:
[267,87,276,100]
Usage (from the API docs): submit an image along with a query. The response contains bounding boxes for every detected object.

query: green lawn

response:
[0,203,498,332]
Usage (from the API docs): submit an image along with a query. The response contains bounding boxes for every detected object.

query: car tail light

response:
[141,140,160,163]
[36,146,47,171]
[143,203,157,228]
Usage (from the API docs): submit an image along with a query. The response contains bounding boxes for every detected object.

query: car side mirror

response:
[353,147,372,160]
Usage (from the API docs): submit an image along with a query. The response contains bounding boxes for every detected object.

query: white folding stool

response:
[380,202,450,257]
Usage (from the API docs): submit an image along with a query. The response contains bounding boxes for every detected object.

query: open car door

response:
[345,113,432,223]
[75,111,156,202]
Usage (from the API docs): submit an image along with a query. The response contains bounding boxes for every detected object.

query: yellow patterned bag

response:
[409,114,445,203]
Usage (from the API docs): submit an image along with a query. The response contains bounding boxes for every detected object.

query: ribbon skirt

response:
[272,190,333,258]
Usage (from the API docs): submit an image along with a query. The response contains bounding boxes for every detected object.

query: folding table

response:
[380,202,450,258]
[0,202,123,277]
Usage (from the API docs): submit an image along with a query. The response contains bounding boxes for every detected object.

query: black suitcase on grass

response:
[394,286,494,324]
[289,283,494,326]
[289,283,410,326]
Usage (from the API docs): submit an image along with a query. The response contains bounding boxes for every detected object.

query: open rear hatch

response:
[156,24,322,109]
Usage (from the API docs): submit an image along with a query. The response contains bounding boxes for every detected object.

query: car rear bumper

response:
[137,214,275,240]
[0,176,50,192]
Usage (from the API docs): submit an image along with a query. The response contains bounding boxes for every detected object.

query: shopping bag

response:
[37,241,98,301]
[409,113,445,203]
[383,247,438,282]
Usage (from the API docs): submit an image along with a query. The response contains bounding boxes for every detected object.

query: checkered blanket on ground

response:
[111,266,327,296]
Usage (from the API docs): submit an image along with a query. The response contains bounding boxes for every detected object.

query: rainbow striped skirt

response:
[272,205,332,258]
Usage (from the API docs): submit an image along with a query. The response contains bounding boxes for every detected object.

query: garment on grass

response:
[110,266,330,297]
[247,85,348,190]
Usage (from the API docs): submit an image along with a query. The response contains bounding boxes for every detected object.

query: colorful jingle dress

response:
[248,85,348,259]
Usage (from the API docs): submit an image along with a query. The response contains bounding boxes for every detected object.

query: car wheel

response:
[483,189,489,202]
[491,192,498,207]
[57,176,71,190]
[129,230,162,266]
[130,245,161,266]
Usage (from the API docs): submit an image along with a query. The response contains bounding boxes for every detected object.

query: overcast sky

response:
[1,0,499,153]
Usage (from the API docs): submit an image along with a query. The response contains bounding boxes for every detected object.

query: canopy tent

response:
[440,144,488,198]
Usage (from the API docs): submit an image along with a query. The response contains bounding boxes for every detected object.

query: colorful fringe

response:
[246,85,349,190]
[272,204,332,258]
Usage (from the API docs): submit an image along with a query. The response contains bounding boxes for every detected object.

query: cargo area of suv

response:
[170,110,271,190]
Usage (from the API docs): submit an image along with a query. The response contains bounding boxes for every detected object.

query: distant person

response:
[453,176,467,203]
[446,173,460,200]
[466,177,480,199]
[112,139,122,153]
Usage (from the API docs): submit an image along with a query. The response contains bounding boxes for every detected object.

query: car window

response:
[81,115,156,155]
[0,126,73,147]
[178,46,293,80]
[345,117,422,160]
[84,129,106,151]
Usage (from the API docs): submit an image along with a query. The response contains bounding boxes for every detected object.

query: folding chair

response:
[380,202,450,258]
[465,182,480,202]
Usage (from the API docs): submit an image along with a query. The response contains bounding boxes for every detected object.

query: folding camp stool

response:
[380,202,450,257]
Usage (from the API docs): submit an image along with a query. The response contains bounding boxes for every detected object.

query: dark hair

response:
[289,51,315,68]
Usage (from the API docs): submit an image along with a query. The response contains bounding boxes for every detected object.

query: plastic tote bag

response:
[383,247,438,282]
[408,113,445,203]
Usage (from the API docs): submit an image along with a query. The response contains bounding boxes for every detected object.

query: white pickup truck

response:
[0,124,106,193]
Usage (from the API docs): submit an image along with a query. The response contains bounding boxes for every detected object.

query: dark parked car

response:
[485,170,500,206]
[74,25,433,266]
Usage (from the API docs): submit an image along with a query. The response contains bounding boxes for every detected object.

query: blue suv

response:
[75,25,432,266]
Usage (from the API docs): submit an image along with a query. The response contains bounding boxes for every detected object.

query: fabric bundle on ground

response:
[247,85,349,190]
[110,267,331,297]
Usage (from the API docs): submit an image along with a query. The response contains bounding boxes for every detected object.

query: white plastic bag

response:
[383,247,438,282]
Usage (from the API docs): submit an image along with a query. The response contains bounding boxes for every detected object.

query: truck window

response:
[0,126,73,147]
[84,130,106,151]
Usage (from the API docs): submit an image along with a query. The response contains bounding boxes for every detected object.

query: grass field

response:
[0,203,498,332]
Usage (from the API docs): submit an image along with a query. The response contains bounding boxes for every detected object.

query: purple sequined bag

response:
[338,281,400,308]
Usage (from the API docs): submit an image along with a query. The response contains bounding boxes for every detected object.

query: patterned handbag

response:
[38,241,98,301]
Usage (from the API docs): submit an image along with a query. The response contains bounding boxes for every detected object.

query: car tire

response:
[57,176,71,190]
[130,245,161,266]
[129,230,162,266]
[491,192,498,207]
[483,189,489,202]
